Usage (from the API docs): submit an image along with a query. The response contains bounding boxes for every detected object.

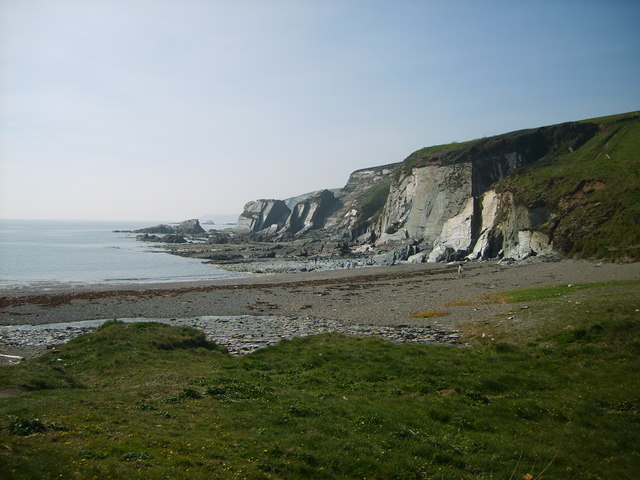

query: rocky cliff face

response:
[235,200,290,234]
[283,189,340,236]
[236,190,342,238]
[367,122,598,262]
[235,120,609,262]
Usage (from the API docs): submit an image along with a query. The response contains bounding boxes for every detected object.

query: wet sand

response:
[2,259,639,359]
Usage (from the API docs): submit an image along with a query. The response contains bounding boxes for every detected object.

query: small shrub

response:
[7,416,48,436]
[288,401,320,417]
[494,343,519,353]
[165,387,203,403]
[122,451,151,461]
[178,387,202,399]
[79,449,108,460]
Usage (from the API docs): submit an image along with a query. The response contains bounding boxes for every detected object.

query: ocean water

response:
[0,219,242,289]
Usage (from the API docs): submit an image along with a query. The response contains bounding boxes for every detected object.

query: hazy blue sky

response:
[1,0,639,221]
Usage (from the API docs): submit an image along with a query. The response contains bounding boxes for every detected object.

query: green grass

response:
[497,279,640,303]
[355,180,391,229]
[497,112,640,260]
[1,283,640,479]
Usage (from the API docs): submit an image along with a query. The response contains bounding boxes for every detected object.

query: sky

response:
[1,0,639,221]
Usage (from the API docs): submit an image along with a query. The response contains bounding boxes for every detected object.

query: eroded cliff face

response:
[235,121,601,262]
[236,190,341,237]
[235,200,290,234]
[374,153,554,262]
[425,189,555,262]
[365,122,598,262]
[379,163,473,245]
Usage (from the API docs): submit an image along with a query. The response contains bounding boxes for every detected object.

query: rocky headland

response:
[136,112,639,272]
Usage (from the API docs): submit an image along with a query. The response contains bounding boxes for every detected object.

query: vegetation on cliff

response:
[497,112,640,260]
[1,281,639,479]
[389,111,639,260]
[354,180,391,230]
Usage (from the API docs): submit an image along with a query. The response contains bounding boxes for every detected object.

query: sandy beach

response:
[2,259,639,359]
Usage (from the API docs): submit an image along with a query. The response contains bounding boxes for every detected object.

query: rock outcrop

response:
[283,190,340,236]
[134,219,205,235]
[235,200,291,234]
[173,219,206,235]
[368,122,598,262]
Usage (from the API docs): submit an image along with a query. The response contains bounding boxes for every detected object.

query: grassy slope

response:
[498,112,640,260]
[1,283,639,479]
[394,111,640,260]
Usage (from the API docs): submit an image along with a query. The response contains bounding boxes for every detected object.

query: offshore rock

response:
[134,219,205,235]
[173,219,206,235]
[134,224,174,234]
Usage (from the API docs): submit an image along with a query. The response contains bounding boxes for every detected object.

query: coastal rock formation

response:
[283,189,339,236]
[134,219,205,235]
[235,199,291,234]
[324,164,397,237]
[235,190,342,237]
[173,219,206,235]
[235,165,397,241]
[236,123,601,261]
[230,113,639,263]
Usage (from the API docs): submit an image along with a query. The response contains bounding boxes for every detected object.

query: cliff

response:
[236,111,640,262]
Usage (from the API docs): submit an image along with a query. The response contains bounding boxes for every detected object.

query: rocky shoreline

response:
[0,314,462,362]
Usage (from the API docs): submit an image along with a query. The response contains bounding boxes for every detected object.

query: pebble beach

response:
[2,259,639,361]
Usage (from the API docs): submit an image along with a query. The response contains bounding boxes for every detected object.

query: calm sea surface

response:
[0,219,241,289]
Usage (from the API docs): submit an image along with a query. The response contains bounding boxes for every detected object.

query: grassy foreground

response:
[1,282,639,479]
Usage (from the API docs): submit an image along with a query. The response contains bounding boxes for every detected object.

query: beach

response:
[2,259,639,360]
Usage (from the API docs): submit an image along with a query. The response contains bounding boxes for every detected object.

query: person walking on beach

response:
[457,263,464,278]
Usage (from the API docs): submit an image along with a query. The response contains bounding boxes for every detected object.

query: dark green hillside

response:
[498,112,640,260]
[398,111,640,260]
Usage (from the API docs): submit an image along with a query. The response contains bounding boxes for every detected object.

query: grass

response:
[462,280,640,348]
[409,309,449,319]
[494,279,640,303]
[1,282,640,479]
[355,180,391,229]
[497,112,640,260]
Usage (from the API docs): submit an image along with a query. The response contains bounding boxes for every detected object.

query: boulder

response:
[160,235,187,244]
[174,219,205,235]
[134,224,174,234]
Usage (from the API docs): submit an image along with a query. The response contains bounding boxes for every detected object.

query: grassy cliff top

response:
[398,111,640,260]
[497,111,640,260]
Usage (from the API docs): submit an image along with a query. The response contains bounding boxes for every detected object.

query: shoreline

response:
[2,259,640,360]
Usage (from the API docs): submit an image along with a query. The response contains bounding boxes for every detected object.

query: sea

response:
[0,219,242,290]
